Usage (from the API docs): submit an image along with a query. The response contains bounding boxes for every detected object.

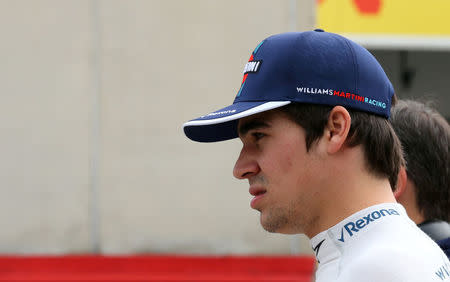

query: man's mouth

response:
[249,186,267,208]
[249,187,266,196]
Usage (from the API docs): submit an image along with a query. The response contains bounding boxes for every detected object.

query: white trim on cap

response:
[183,101,291,128]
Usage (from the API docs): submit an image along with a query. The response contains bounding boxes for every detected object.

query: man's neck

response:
[304,148,397,238]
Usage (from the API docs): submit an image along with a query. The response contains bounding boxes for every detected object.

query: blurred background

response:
[0,0,448,256]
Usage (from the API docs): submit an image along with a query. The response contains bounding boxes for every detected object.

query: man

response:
[391,99,450,257]
[183,30,450,281]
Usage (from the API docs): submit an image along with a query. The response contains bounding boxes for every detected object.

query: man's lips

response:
[249,186,267,209]
[249,186,266,196]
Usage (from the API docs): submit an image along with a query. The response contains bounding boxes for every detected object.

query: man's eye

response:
[252,132,266,140]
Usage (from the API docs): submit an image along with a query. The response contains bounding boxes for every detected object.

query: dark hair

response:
[390,99,450,222]
[280,100,403,190]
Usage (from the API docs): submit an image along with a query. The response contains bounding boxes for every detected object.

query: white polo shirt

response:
[310,203,450,282]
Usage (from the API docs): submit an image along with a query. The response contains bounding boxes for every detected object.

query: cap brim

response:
[183,101,291,142]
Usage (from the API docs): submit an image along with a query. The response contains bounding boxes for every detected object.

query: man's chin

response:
[260,213,290,234]
[261,224,277,233]
[262,224,297,234]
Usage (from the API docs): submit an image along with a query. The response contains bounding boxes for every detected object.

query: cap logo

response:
[296,86,387,110]
[243,60,262,74]
[236,40,265,98]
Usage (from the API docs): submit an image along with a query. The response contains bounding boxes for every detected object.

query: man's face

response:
[233,110,324,235]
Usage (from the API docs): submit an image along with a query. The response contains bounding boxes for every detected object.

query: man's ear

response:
[325,106,351,154]
[394,166,407,199]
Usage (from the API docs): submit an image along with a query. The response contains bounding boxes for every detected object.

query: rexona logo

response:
[338,208,399,242]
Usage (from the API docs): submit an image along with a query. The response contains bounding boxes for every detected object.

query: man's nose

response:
[233,146,260,179]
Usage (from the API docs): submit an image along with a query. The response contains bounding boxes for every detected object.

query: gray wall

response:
[0,0,92,253]
[0,0,316,254]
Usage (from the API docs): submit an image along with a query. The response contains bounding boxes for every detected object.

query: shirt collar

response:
[310,203,407,265]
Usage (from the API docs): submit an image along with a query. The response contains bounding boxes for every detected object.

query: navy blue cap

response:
[183,30,394,142]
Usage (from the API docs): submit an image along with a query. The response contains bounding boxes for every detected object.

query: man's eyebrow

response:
[238,119,270,137]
